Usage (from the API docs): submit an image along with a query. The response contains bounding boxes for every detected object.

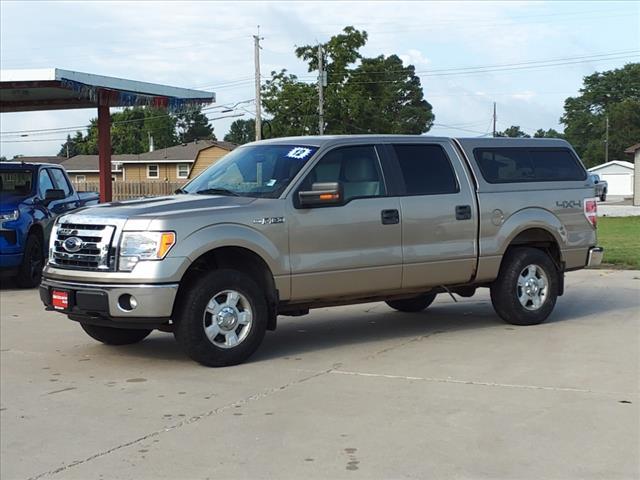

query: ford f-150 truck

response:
[0,162,98,287]
[40,136,603,367]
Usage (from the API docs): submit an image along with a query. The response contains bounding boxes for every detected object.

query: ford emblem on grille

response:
[62,236,84,253]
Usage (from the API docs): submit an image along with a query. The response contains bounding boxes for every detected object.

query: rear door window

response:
[392,144,459,195]
[474,148,586,183]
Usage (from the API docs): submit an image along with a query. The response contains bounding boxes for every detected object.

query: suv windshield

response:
[183,144,319,198]
[0,170,34,196]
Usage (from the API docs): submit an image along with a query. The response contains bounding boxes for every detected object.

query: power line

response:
[0,100,255,138]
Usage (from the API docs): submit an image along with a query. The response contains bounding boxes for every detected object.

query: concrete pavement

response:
[1,269,639,479]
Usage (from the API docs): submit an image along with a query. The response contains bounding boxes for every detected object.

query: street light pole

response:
[253,27,263,141]
[604,115,609,163]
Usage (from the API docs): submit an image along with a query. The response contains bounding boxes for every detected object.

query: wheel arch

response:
[174,245,279,330]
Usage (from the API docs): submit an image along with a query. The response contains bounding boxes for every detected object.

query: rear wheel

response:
[386,292,437,312]
[174,269,268,367]
[81,324,152,345]
[490,247,559,326]
[16,233,44,288]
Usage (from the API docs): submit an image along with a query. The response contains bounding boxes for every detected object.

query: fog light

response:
[118,294,138,312]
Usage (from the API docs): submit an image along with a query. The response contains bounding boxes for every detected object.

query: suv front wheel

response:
[490,247,559,326]
[174,269,268,367]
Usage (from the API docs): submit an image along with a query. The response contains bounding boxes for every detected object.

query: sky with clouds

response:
[1,0,638,158]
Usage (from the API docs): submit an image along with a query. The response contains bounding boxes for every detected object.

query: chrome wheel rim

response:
[202,290,253,349]
[517,264,549,311]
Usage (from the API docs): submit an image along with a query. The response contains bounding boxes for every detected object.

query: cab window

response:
[48,168,72,197]
[300,145,385,203]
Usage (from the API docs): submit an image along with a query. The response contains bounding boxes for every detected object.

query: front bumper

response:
[587,246,604,268]
[40,277,178,326]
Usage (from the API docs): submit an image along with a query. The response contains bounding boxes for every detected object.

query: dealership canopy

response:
[0,68,216,201]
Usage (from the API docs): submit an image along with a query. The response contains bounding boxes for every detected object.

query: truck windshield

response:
[0,170,34,196]
[182,144,319,198]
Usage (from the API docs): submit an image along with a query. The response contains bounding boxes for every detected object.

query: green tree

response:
[57,132,86,157]
[561,63,640,167]
[224,119,255,144]
[58,107,179,155]
[176,107,215,143]
[262,27,434,136]
[496,125,531,138]
[533,128,565,139]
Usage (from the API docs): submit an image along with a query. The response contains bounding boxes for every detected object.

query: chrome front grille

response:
[50,223,116,270]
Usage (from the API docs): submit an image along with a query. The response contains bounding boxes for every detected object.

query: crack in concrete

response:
[331,369,638,397]
[28,364,341,480]
[366,330,446,359]
[44,387,77,396]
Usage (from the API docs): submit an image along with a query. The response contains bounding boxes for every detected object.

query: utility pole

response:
[318,44,326,135]
[604,115,609,163]
[253,27,263,141]
[492,102,497,137]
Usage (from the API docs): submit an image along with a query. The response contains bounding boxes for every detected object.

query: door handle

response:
[455,205,472,220]
[381,209,400,225]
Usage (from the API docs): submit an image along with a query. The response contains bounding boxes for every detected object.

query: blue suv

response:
[0,162,98,287]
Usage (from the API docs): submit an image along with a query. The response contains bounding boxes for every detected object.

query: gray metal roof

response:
[0,68,215,112]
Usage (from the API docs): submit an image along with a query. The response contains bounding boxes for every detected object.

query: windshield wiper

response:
[195,188,240,196]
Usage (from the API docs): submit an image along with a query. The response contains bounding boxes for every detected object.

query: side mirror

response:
[298,182,343,208]
[44,188,65,204]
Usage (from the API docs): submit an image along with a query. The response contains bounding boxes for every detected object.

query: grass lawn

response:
[597,216,640,269]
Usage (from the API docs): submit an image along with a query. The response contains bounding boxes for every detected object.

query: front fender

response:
[172,223,288,278]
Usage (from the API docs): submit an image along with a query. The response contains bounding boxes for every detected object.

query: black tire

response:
[81,324,152,345]
[490,247,559,326]
[386,292,437,312]
[16,233,44,288]
[174,269,268,367]
[600,192,607,202]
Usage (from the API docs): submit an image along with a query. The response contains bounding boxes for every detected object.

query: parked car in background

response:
[0,162,98,287]
[589,173,608,201]
[39,136,602,367]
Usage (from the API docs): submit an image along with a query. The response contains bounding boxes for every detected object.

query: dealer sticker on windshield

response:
[286,147,313,159]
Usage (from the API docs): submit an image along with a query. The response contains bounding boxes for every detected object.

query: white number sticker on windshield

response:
[286,147,313,159]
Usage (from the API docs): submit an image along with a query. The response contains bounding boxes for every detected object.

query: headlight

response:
[118,231,176,272]
[0,210,19,223]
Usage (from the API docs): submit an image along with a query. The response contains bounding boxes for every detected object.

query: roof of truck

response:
[0,161,61,169]
[250,135,570,148]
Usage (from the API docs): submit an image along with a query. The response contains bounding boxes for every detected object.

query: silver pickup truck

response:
[40,136,603,367]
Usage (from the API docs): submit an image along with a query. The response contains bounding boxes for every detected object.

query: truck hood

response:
[71,194,257,219]
[0,193,30,210]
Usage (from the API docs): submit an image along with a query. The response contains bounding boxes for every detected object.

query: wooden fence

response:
[73,181,185,201]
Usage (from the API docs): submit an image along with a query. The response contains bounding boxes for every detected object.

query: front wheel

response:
[174,269,268,367]
[386,292,437,312]
[600,192,607,202]
[16,234,44,288]
[81,324,152,345]
[490,247,559,326]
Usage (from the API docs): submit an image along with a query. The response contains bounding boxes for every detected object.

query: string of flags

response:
[60,78,210,112]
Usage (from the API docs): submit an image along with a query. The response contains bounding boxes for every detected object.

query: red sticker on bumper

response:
[51,290,69,310]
